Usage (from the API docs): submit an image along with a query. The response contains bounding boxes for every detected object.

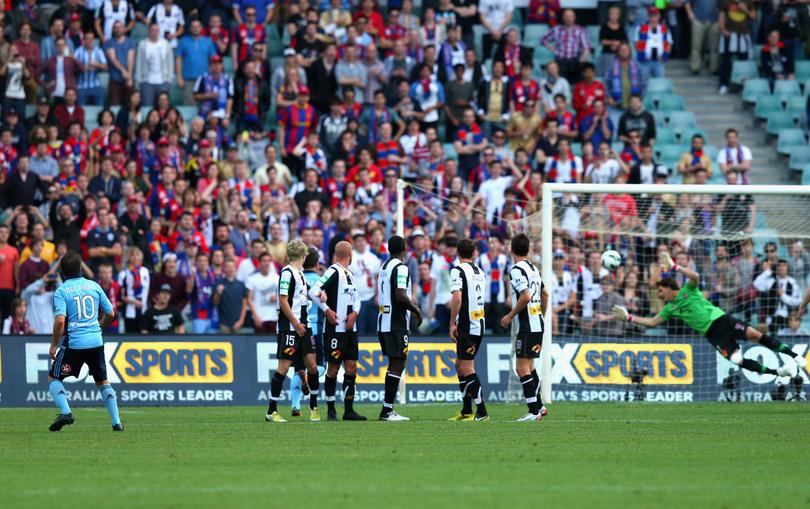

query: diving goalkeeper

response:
[611,253,807,377]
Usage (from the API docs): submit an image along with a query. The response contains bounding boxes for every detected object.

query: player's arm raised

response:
[611,305,664,328]
[660,251,700,288]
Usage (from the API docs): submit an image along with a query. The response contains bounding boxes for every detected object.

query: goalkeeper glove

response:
[659,251,677,271]
[612,305,634,322]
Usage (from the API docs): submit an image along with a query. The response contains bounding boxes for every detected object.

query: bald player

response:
[308,241,367,421]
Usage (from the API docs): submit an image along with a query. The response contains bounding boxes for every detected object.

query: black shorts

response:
[515,332,543,359]
[378,331,409,359]
[326,330,359,362]
[705,315,748,358]
[49,346,108,383]
[456,332,483,360]
[277,329,317,362]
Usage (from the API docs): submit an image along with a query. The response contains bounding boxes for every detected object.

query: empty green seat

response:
[679,128,708,144]
[741,78,770,104]
[766,112,799,136]
[796,61,810,81]
[177,105,198,125]
[731,60,759,85]
[754,95,783,120]
[656,126,677,144]
[777,128,806,156]
[647,78,674,94]
[773,79,801,99]
[785,95,807,117]
[524,24,549,45]
[789,146,810,171]
[667,111,697,129]
[802,164,810,185]
[645,93,685,112]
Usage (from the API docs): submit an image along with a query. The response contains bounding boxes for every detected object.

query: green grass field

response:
[1,403,809,509]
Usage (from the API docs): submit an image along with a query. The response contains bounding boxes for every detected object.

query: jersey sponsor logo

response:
[470,309,485,320]
[570,344,693,385]
[356,342,457,384]
[279,280,290,291]
[114,342,233,383]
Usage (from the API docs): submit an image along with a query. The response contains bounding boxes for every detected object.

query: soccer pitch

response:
[1,404,808,509]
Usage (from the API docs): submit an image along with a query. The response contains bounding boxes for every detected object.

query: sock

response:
[760,335,798,358]
[99,384,121,426]
[343,374,356,413]
[382,371,400,414]
[267,371,285,413]
[520,375,540,414]
[741,358,778,376]
[325,374,337,412]
[458,375,472,414]
[48,379,71,415]
[532,369,544,408]
[290,373,302,410]
[468,373,486,415]
[307,370,319,409]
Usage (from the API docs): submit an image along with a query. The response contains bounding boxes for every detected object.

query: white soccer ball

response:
[601,250,622,272]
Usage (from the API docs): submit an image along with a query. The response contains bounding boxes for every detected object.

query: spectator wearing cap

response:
[73,32,109,106]
[193,55,234,120]
[232,4,267,66]
[175,19,216,106]
[633,7,672,79]
[135,22,174,108]
[142,283,185,334]
[349,231,382,334]
[277,85,317,179]
[103,20,136,106]
[213,257,248,333]
[145,0,185,49]
[270,48,308,103]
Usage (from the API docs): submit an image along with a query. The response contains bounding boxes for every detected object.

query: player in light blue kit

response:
[47,252,122,432]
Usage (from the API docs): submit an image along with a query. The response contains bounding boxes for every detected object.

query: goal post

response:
[509,183,810,404]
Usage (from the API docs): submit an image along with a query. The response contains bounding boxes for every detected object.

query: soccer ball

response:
[601,250,622,272]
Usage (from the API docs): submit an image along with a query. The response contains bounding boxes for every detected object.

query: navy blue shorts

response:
[49,346,108,383]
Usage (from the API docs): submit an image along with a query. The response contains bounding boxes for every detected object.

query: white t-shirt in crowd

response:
[478,175,513,224]
[349,249,382,302]
[144,40,165,84]
[246,271,279,322]
[586,159,622,184]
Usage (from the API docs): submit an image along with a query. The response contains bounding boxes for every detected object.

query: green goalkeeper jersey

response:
[657,283,726,336]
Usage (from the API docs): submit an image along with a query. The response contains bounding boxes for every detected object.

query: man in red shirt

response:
[602,174,639,228]
[168,211,210,253]
[572,62,606,124]
[0,224,19,320]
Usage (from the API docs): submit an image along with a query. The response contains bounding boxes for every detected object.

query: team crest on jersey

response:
[61,364,72,375]
[516,340,523,350]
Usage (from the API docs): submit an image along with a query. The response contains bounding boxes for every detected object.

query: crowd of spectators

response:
[0,0,807,338]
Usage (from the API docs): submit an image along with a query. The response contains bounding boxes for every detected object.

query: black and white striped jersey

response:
[308,262,361,333]
[509,260,545,333]
[277,264,309,332]
[377,258,411,333]
[449,262,487,336]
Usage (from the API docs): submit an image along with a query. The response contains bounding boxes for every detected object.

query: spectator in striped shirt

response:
[74,32,109,106]
[540,9,591,83]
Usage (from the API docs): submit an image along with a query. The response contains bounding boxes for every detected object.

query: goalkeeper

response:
[611,253,807,377]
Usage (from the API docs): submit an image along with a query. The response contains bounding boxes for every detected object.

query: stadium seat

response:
[731,60,759,85]
[657,144,685,168]
[777,128,806,156]
[223,57,234,74]
[667,111,697,130]
[532,45,555,68]
[741,78,770,104]
[472,24,485,58]
[570,142,582,155]
[765,111,799,136]
[523,24,549,45]
[679,128,707,145]
[796,61,810,81]
[443,142,457,160]
[773,79,801,100]
[586,25,600,48]
[802,164,810,185]
[645,93,685,112]
[177,105,198,125]
[109,105,121,117]
[656,126,677,144]
[785,95,807,123]
[653,111,668,127]
[788,145,810,171]
[703,144,718,161]
[754,95,783,120]
[647,78,674,94]
[84,105,103,127]
[170,85,184,105]
[131,22,148,41]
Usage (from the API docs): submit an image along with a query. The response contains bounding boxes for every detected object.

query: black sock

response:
[468,373,486,415]
[343,374,356,413]
[382,371,400,415]
[307,370,319,409]
[532,369,544,408]
[741,358,778,375]
[325,374,337,412]
[759,335,798,358]
[458,375,472,414]
[520,374,540,414]
[267,371,285,413]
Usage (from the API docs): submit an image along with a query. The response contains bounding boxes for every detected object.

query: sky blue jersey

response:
[53,277,114,349]
[303,270,322,336]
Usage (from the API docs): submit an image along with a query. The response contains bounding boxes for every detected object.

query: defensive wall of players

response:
[1,335,807,406]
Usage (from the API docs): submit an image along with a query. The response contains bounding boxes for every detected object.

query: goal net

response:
[509,184,810,404]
